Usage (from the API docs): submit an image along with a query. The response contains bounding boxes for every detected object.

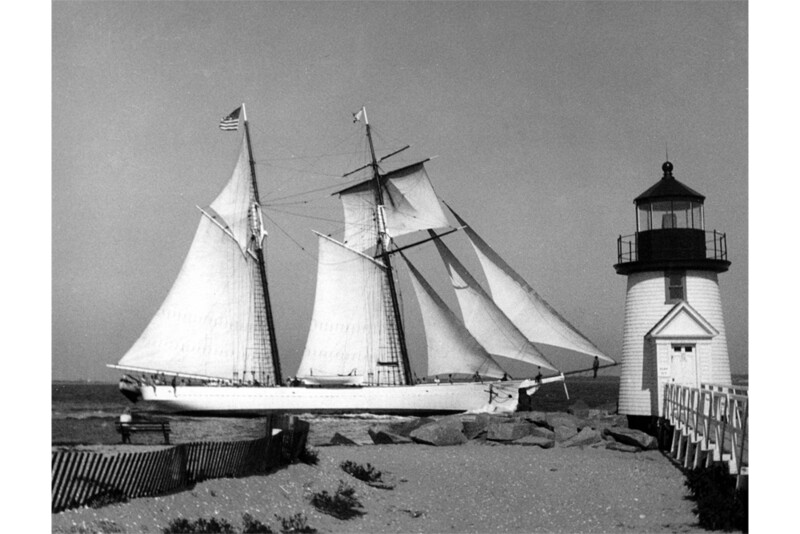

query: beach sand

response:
[51,443,708,533]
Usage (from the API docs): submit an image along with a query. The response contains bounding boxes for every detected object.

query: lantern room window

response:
[637,200,704,232]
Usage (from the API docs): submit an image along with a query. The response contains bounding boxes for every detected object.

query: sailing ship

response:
[110,105,615,415]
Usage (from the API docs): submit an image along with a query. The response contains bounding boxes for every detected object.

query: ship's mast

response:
[361,109,414,385]
[241,104,282,386]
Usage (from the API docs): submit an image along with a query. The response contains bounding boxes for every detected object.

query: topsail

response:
[339,161,449,252]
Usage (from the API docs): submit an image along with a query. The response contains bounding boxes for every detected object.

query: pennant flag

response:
[219,107,241,131]
[352,107,365,123]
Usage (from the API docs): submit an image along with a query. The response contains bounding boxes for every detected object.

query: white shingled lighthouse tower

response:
[614,161,732,426]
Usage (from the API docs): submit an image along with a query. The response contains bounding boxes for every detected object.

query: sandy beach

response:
[51,443,708,533]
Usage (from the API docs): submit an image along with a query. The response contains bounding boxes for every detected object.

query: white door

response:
[670,344,698,387]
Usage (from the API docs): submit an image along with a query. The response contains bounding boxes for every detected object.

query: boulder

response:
[602,427,658,450]
[584,415,628,434]
[605,441,641,453]
[410,418,468,446]
[462,414,493,440]
[545,413,579,432]
[367,428,412,445]
[513,435,555,448]
[384,417,436,437]
[329,432,359,446]
[528,426,555,440]
[597,401,619,415]
[517,411,548,426]
[487,422,536,442]
[553,424,578,443]
[560,427,602,448]
[567,399,592,418]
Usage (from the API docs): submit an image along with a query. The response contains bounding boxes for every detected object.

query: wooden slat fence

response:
[52,420,304,514]
[662,382,748,488]
[52,446,189,513]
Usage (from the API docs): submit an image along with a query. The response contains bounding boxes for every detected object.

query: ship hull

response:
[128,381,536,416]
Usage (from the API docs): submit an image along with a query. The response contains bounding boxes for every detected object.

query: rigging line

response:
[267,206,346,225]
[265,198,324,207]
[249,119,363,168]
[260,150,366,161]
[257,160,350,178]
[264,177,366,203]
[262,211,313,257]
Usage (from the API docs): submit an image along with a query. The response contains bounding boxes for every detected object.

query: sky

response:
[49,0,749,382]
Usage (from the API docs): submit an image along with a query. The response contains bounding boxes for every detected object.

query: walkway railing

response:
[662,382,748,487]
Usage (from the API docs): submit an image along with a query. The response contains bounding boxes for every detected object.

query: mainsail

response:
[116,133,278,381]
[447,205,615,363]
[297,234,392,383]
[402,255,506,379]
[430,233,559,372]
[339,161,449,252]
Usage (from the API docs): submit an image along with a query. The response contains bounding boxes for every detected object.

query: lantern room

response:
[615,161,729,275]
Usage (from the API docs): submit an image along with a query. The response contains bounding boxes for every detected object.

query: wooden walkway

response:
[662,382,748,488]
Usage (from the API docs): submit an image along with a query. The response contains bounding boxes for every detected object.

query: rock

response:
[606,441,641,453]
[553,424,579,442]
[410,418,468,446]
[584,414,628,434]
[487,422,536,442]
[598,401,618,415]
[528,426,555,440]
[367,428,412,445]
[462,414,492,440]
[517,411,548,426]
[567,399,592,418]
[384,417,436,437]
[602,427,658,450]
[513,435,555,448]
[329,432,359,446]
[560,427,602,448]
[545,412,579,432]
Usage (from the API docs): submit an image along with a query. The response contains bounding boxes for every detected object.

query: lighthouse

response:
[614,161,732,427]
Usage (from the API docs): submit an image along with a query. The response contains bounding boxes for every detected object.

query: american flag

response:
[219,107,241,131]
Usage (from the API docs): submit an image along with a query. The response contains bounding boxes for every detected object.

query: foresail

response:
[338,161,449,252]
[297,234,391,382]
[117,133,277,381]
[448,205,615,363]
[402,255,506,379]
[430,234,559,372]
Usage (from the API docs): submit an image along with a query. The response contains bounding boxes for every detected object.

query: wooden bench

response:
[115,420,171,444]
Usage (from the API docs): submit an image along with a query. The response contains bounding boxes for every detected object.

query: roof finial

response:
[662,160,673,178]
[662,143,673,178]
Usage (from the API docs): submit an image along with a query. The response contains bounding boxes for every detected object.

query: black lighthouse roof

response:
[634,161,705,204]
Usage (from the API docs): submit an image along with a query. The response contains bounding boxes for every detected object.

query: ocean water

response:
[52,376,628,447]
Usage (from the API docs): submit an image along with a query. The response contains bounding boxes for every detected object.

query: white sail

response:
[297,234,390,381]
[403,255,506,379]
[339,161,449,251]
[448,205,615,363]
[117,134,275,380]
[431,234,560,372]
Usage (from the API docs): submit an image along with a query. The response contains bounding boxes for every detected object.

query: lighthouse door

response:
[670,344,698,387]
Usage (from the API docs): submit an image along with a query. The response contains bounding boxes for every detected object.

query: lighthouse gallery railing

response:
[617,230,727,264]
